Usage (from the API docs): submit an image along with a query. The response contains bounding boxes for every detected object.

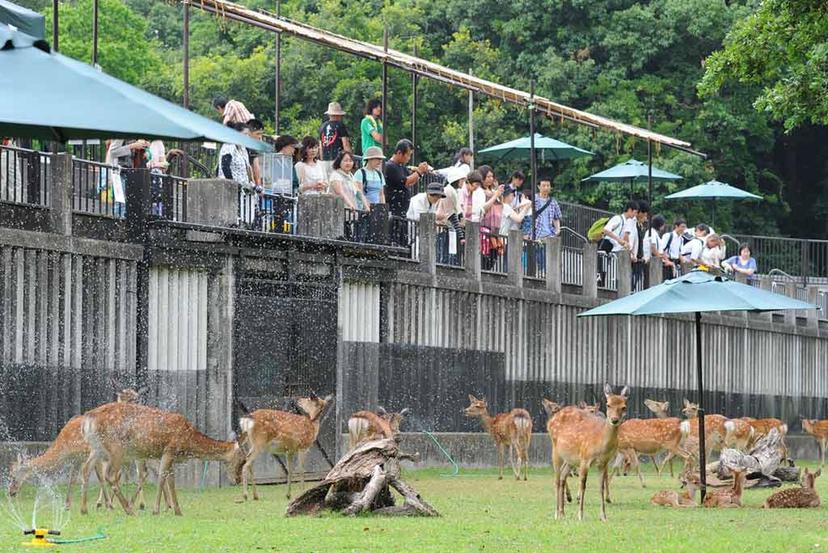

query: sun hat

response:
[364,146,385,160]
[324,102,347,116]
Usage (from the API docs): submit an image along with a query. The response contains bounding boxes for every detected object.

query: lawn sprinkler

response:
[22,528,59,548]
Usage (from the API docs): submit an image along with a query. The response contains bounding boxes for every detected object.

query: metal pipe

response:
[411,44,418,163]
[529,81,537,241]
[92,0,99,66]
[183,0,190,109]
[468,69,474,165]
[696,311,707,502]
[275,0,281,134]
[52,0,58,51]
[647,113,653,208]
[381,26,388,152]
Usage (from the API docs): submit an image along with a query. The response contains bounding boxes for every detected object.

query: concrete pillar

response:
[49,153,73,236]
[680,261,694,276]
[784,282,797,327]
[734,271,748,284]
[507,229,523,287]
[648,256,663,287]
[806,287,819,329]
[546,236,561,294]
[417,212,437,276]
[297,194,345,240]
[617,252,632,297]
[186,178,238,228]
[125,169,151,243]
[759,275,773,322]
[582,242,598,299]
[464,221,481,281]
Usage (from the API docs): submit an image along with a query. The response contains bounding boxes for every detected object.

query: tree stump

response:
[706,428,796,488]
[286,438,439,517]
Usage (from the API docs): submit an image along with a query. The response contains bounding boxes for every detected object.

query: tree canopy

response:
[19,0,828,239]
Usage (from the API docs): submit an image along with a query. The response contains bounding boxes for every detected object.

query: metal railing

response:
[480,229,507,274]
[560,227,587,287]
[731,233,828,282]
[559,201,613,238]
[72,158,122,217]
[257,192,297,234]
[436,225,464,268]
[598,252,618,291]
[0,145,50,207]
[523,239,546,279]
[415,170,448,195]
[389,215,418,261]
[150,173,188,222]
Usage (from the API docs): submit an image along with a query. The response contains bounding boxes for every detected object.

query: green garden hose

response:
[47,529,107,544]
[421,431,459,477]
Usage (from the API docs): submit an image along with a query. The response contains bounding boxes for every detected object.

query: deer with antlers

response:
[239,393,333,501]
[347,407,410,451]
[8,381,147,511]
[464,395,532,481]
[763,468,822,508]
[80,402,245,516]
[552,384,629,521]
[681,399,728,461]
[802,419,828,466]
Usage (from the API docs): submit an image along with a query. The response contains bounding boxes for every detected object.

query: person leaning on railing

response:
[329,152,369,212]
[722,243,758,283]
[435,166,469,264]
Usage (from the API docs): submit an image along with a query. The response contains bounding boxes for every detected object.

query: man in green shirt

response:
[360,98,384,156]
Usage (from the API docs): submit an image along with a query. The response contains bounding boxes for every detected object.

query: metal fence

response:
[523,239,546,280]
[597,252,618,291]
[560,227,586,287]
[480,229,507,274]
[436,225,464,268]
[150,173,188,221]
[731,233,828,282]
[0,145,50,207]
[72,158,122,217]
[559,201,613,238]
[390,215,419,261]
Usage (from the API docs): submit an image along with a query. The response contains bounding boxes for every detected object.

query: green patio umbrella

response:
[664,180,762,226]
[578,269,817,500]
[582,158,682,198]
[478,133,593,163]
[0,26,269,151]
[0,0,44,39]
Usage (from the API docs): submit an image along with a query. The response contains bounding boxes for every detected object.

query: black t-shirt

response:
[319,120,349,161]
[384,161,410,216]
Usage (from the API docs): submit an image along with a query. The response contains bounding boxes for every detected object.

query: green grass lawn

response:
[2,464,827,552]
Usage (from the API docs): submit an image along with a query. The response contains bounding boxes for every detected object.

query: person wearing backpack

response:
[660,218,687,281]
[680,223,710,267]
[597,200,638,286]
[631,201,650,291]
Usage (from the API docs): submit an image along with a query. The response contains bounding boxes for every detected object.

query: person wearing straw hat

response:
[355,146,386,205]
[319,101,351,175]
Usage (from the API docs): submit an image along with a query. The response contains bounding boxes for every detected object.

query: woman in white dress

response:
[328,151,368,211]
[295,136,328,195]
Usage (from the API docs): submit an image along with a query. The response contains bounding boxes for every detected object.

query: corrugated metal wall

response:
[338,281,380,343]
[147,266,208,372]
[382,282,828,399]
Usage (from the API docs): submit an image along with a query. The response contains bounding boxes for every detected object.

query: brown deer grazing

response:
[8,386,146,511]
[723,418,755,451]
[80,402,244,516]
[347,407,410,450]
[681,400,728,460]
[464,395,532,481]
[703,469,746,508]
[614,417,690,487]
[552,384,629,521]
[763,468,822,508]
[743,417,789,458]
[802,419,828,466]
[239,393,333,501]
[650,466,700,507]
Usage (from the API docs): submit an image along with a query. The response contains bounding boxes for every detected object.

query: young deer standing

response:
[347,407,410,451]
[464,395,532,481]
[802,418,828,466]
[239,393,333,500]
[8,386,144,511]
[763,468,821,508]
[80,402,244,516]
[703,469,746,508]
[641,398,682,476]
[723,418,755,451]
[552,384,629,521]
[681,399,728,461]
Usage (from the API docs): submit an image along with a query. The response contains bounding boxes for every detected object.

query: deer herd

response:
[5,380,828,522]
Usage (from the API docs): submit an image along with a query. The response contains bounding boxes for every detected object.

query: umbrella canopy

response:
[582,158,682,183]
[0,0,43,39]
[578,269,817,501]
[664,180,761,200]
[0,26,270,152]
[478,133,593,162]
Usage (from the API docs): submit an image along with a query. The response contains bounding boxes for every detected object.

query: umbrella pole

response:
[695,311,707,502]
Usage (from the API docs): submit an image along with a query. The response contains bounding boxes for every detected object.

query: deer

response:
[703,468,746,508]
[347,407,410,450]
[763,468,822,508]
[742,417,789,458]
[802,418,828,466]
[464,395,533,481]
[650,464,700,507]
[8,383,147,511]
[552,384,629,522]
[612,416,690,488]
[681,399,728,461]
[239,393,333,501]
[79,402,245,516]
[723,418,755,451]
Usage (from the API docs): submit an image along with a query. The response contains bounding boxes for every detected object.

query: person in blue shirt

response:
[723,243,758,282]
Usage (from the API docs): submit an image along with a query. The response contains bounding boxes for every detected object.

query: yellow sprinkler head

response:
[21,528,59,548]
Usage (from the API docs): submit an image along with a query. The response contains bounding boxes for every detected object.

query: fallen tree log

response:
[286,438,438,517]
[705,428,797,488]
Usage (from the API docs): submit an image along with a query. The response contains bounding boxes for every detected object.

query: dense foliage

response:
[22,0,828,238]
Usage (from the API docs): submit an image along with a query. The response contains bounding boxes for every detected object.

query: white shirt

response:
[295,161,327,194]
[499,203,517,236]
[643,229,662,262]
[701,245,725,267]
[603,214,635,252]
[681,236,705,262]
[470,188,487,223]
[406,192,439,221]
[629,222,641,259]
[661,230,684,260]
